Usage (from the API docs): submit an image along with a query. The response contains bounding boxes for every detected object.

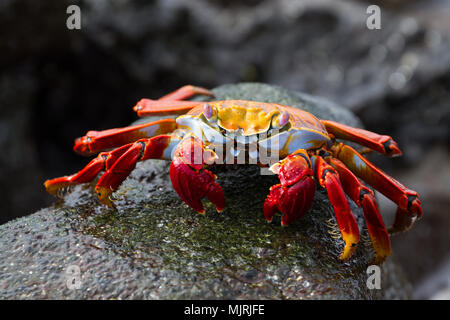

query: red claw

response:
[170,137,224,214]
[264,152,315,226]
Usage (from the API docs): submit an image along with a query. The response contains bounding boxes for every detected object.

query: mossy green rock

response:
[0,83,410,299]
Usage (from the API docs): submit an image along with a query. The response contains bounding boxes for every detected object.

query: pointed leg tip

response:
[280,221,288,227]
[367,235,392,264]
[96,187,115,208]
[44,178,71,197]
[369,241,391,264]
[339,242,358,261]
[339,251,353,261]
[192,86,215,97]
[44,180,55,195]
[390,145,402,157]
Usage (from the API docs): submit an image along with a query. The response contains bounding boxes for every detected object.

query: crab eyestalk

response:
[271,111,290,129]
[202,103,217,122]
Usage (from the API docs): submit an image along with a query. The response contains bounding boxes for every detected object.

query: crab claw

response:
[169,136,224,214]
[264,152,316,226]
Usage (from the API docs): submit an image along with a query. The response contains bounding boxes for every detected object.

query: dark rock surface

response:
[0,83,411,299]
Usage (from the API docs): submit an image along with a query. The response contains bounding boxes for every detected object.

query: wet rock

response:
[0,83,411,299]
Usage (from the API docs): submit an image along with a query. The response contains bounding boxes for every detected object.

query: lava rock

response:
[0,83,411,299]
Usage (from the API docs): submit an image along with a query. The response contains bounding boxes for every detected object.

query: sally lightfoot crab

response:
[45,85,422,264]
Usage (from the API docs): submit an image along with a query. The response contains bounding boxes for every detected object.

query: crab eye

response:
[203,103,214,119]
[279,111,290,127]
[272,111,290,129]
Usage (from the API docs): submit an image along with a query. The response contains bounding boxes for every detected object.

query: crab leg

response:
[321,120,402,156]
[73,85,213,156]
[326,156,391,264]
[169,135,225,214]
[157,85,214,101]
[331,142,422,233]
[312,155,360,260]
[44,143,134,196]
[133,100,206,117]
[94,135,181,207]
[46,135,181,205]
[134,85,214,117]
[74,119,177,156]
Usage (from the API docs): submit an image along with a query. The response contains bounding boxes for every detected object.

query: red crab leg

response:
[73,85,212,156]
[312,155,360,260]
[134,85,214,117]
[157,85,214,101]
[331,142,423,233]
[94,135,181,207]
[321,120,402,156]
[44,143,133,196]
[326,156,391,264]
[263,150,316,226]
[169,136,224,214]
[133,100,205,117]
[74,119,177,156]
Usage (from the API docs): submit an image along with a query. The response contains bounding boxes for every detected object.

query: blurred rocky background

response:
[0,0,449,299]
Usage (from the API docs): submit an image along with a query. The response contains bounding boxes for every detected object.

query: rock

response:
[0,83,411,299]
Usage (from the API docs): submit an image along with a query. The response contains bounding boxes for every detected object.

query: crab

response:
[45,85,422,264]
